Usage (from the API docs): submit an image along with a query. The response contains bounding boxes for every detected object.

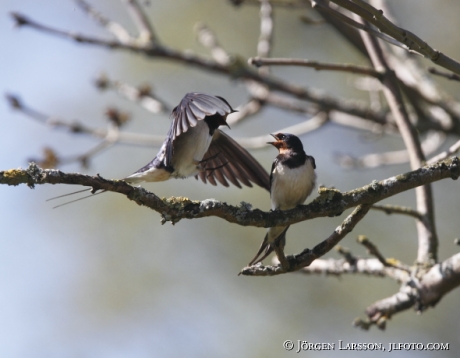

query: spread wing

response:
[195,130,270,191]
[164,93,234,167]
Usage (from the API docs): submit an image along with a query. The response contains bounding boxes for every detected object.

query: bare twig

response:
[428,139,460,164]
[300,257,409,282]
[336,131,446,169]
[123,0,159,44]
[194,23,231,65]
[240,204,372,276]
[250,56,381,77]
[230,0,307,8]
[6,93,165,147]
[311,0,413,52]
[357,235,411,272]
[428,67,460,82]
[7,92,330,151]
[256,0,274,76]
[235,111,328,148]
[94,74,169,113]
[360,252,460,329]
[335,245,357,265]
[227,98,264,126]
[325,0,460,74]
[357,16,438,264]
[370,204,423,221]
[9,11,390,124]
[75,0,132,43]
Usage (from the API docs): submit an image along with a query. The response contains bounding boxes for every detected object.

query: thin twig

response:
[94,74,169,113]
[6,93,165,146]
[311,0,414,53]
[123,0,159,44]
[326,0,460,74]
[428,139,460,164]
[75,0,132,43]
[300,257,409,282]
[336,131,446,169]
[428,67,460,82]
[335,245,357,265]
[250,57,382,77]
[256,0,274,76]
[9,11,390,124]
[234,111,328,148]
[194,22,231,65]
[371,204,423,220]
[227,98,263,126]
[360,252,460,329]
[357,235,411,272]
[6,92,327,151]
[240,204,372,276]
[357,15,438,264]
[230,0,308,8]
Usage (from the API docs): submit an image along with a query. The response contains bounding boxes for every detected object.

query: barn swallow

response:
[124,92,269,188]
[247,133,316,266]
[50,93,269,207]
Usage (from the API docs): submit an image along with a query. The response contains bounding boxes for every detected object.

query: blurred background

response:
[1,0,459,357]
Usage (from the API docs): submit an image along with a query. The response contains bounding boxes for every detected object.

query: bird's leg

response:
[196,152,221,172]
[273,236,290,270]
[205,161,229,178]
[198,152,221,165]
[197,151,231,178]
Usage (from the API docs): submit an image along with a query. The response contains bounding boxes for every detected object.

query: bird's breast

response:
[271,160,316,210]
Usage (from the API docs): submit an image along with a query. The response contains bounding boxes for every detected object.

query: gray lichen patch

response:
[315,186,343,204]
[199,198,220,211]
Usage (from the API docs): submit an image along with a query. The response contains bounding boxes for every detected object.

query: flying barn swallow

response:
[248,133,316,266]
[50,93,269,207]
[125,92,269,189]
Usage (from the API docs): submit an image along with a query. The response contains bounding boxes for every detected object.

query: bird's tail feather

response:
[47,173,145,209]
[248,226,289,266]
[47,188,107,208]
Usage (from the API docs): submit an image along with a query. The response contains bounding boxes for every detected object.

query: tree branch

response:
[358,252,460,330]
[357,16,438,264]
[1,158,459,226]
[325,0,460,74]
[8,11,388,124]
[300,257,409,283]
[428,67,460,82]
[249,56,381,77]
[370,204,423,221]
[240,204,372,276]
[357,235,411,272]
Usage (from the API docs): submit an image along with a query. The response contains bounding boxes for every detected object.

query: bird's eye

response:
[279,134,285,139]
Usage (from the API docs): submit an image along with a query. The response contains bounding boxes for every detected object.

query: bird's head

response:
[268,133,304,153]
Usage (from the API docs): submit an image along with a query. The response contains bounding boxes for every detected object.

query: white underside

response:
[270,159,316,210]
[124,120,212,184]
[171,120,212,178]
[266,159,316,243]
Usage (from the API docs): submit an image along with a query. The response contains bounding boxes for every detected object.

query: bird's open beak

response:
[267,133,282,147]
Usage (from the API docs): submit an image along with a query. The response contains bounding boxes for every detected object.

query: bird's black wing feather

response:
[269,156,281,194]
[196,130,270,191]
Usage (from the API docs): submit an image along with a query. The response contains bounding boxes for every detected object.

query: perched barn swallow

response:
[50,93,269,207]
[248,133,316,266]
